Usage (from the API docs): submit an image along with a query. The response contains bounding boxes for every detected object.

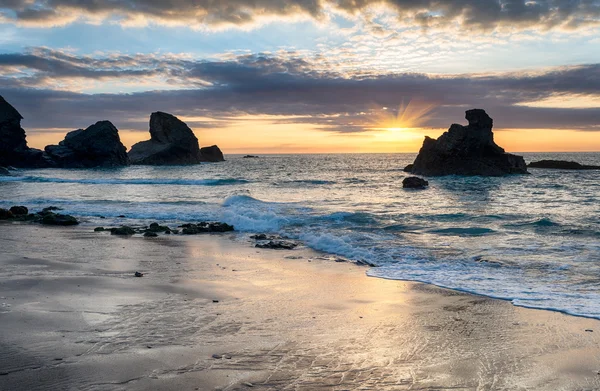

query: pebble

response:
[212,354,222,359]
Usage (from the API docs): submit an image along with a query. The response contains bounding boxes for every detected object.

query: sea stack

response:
[0,95,48,168]
[128,112,225,165]
[44,121,130,168]
[406,109,528,176]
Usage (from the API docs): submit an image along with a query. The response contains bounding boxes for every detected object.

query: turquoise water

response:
[1,152,600,318]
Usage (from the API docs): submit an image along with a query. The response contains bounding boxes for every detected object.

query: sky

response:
[1,0,600,153]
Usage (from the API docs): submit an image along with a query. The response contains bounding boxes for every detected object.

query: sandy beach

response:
[1,223,599,391]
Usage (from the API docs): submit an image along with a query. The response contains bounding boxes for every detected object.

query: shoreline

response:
[1,223,600,390]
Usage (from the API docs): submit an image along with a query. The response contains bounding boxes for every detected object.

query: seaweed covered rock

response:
[129,112,225,165]
[406,109,528,176]
[44,121,129,168]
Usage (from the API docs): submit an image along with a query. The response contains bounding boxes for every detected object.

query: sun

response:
[365,99,437,132]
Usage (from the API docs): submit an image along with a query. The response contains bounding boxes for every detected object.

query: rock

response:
[255,240,298,250]
[134,271,144,277]
[0,208,14,220]
[0,95,49,168]
[9,206,28,215]
[94,227,105,232]
[41,213,79,226]
[406,109,528,176]
[110,226,136,235]
[402,176,429,189]
[250,233,285,240]
[147,222,170,232]
[528,160,600,170]
[143,231,158,237]
[0,166,10,176]
[200,145,225,162]
[243,155,259,158]
[180,222,234,234]
[44,121,129,168]
[403,164,414,173]
[129,112,225,165]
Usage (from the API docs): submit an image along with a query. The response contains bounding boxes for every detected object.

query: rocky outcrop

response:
[129,112,225,165]
[406,109,528,176]
[0,95,48,168]
[200,145,225,162]
[403,176,429,189]
[528,160,600,170]
[44,121,129,168]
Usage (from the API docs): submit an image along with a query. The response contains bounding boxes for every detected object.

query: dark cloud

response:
[0,49,599,134]
[0,0,598,30]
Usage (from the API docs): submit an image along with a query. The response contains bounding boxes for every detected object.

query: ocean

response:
[1,152,599,319]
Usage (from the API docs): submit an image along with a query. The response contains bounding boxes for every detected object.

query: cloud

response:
[1,48,599,134]
[0,0,599,31]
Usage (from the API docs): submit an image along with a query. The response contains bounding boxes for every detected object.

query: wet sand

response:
[1,223,599,390]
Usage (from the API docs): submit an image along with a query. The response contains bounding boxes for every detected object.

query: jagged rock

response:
[129,112,225,165]
[110,226,136,236]
[403,177,429,189]
[200,145,225,162]
[180,222,234,234]
[44,121,129,168]
[9,206,28,215]
[41,213,79,226]
[403,164,413,173]
[0,95,48,168]
[0,166,10,176]
[255,240,298,250]
[0,208,14,220]
[406,109,528,176]
[528,160,600,170]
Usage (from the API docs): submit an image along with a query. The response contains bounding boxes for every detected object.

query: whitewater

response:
[1,152,599,318]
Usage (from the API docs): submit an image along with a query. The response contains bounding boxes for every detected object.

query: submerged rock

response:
[44,121,129,168]
[406,109,528,176]
[528,160,600,170]
[94,227,105,232]
[243,155,259,158]
[255,240,298,250]
[129,112,225,165]
[402,176,429,189]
